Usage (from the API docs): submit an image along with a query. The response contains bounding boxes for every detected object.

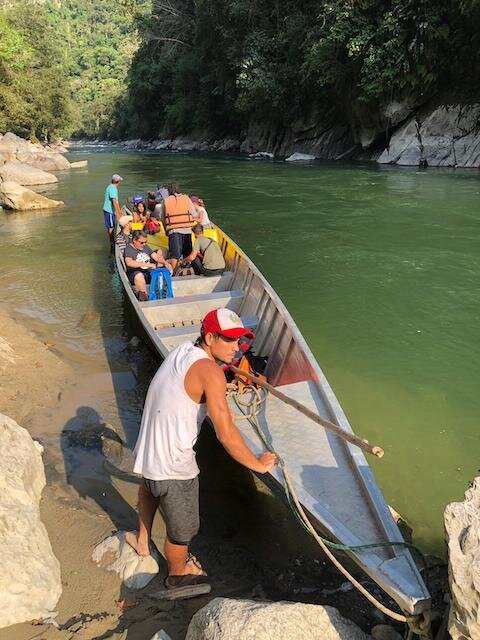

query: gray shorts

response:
[143,476,199,546]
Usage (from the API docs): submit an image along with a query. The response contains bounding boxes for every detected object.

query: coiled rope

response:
[227,382,431,637]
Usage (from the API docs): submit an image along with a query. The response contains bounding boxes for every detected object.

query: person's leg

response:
[104,211,115,253]
[133,272,148,299]
[182,233,193,259]
[191,256,206,275]
[125,481,159,557]
[161,478,202,577]
[168,233,182,272]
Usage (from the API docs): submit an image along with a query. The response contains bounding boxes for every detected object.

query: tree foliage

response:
[0,2,72,140]
[118,0,480,140]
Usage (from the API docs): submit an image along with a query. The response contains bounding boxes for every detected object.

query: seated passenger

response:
[116,215,133,252]
[183,224,225,277]
[190,196,213,228]
[124,230,172,301]
[144,209,161,235]
[134,201,147,223]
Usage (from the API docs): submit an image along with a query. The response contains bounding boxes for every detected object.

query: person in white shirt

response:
[126,308,276,597]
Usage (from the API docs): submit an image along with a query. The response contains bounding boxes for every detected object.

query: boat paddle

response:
[228,365,384,458]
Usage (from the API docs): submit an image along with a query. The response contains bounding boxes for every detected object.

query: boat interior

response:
[116,227,430,615]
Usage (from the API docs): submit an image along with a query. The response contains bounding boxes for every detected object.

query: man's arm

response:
[112,197,122,221]
[195,361,276,473]
[151,251,172,271]
[125,256,152,269]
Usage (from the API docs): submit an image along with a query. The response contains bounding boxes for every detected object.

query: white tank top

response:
[133,341,209,480]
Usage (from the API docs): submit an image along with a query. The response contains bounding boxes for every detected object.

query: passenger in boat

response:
[190,196,213,228]
[144,209,161,235]
[115,214,133,252]
[124,230,172,301]
[161,182,197,272]
[126,308,276,596]
[182,224,225,277]
[102,174,123,253]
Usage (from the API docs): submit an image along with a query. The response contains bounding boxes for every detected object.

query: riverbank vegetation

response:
[1,0,480,141]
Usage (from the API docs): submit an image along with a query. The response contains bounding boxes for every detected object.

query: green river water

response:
[1,148,479,557]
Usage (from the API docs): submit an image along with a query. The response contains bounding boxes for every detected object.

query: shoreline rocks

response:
[0,413,62,628]
[0,181,64,210]
[0,159,58,185]
[445,477,480,640]
[77,101,480,167]
[0,132,86,211]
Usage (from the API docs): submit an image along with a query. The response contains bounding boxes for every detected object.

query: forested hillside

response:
[118,0,480,147]
[1,0,480,144]
[0,0,146,140]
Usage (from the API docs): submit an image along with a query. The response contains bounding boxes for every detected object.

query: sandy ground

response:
[0,303,447,640]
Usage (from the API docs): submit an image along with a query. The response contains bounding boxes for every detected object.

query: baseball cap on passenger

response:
[112,173,123,182]
[201,308,255,340]
[118,214,133,227]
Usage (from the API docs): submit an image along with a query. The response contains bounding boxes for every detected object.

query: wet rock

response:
[78,309,99,325]
[249,151,274,159]
[371,624,403,640]
[70,160,88,168]
[92,531,160,589]
[0,160,58,185]
[185,598,369,640]
[0,181,64,210]
[445,476,480,640]
[285,152,316,162]
[16,151,71,171]
[0,413,61,628]
[63,421,124,462]
[150,631,173,640]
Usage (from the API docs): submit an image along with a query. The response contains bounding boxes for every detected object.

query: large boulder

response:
[378,104,480,167]
[16,151,71,172]
[0,160,57,185]
[445,477,480,640]
[0,132,42,155]
[0,413,61,628]
[0,181,64,210]
[185,598,369,640]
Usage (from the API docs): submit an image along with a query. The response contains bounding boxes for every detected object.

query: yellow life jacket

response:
[164,194,194,233]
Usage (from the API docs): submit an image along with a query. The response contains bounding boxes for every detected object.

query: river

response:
[1,147,479,557]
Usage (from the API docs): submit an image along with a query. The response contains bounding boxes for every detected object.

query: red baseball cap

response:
[201,308,255,340]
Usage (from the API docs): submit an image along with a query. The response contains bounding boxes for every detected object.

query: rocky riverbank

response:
[0,132,87,211]
[0,299,461,640]
[82,102,480,169]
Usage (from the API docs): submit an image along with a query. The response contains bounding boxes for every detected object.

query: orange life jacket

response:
[164,194,194,233]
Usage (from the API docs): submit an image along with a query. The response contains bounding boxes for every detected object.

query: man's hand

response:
[257,452,277,473]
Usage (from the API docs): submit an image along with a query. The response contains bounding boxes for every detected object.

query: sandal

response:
[157,574,211,600]
[186,553,207,576]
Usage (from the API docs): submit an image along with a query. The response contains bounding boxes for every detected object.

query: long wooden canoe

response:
[115,223,430,617]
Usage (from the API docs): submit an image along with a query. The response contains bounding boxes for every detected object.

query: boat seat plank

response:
[140,289,243,309]
[141,290,245,331]
[229,380,389,554]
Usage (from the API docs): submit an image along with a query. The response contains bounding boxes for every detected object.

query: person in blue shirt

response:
[103,174,123,253]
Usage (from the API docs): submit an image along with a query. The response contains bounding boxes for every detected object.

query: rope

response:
[227,382,432,637]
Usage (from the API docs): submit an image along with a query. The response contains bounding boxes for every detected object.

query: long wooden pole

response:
[229,365,384,458]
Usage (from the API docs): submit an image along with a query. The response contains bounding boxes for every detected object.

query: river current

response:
[0,147,479,556]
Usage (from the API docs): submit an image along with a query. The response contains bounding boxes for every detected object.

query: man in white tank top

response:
[126,308,276,597]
